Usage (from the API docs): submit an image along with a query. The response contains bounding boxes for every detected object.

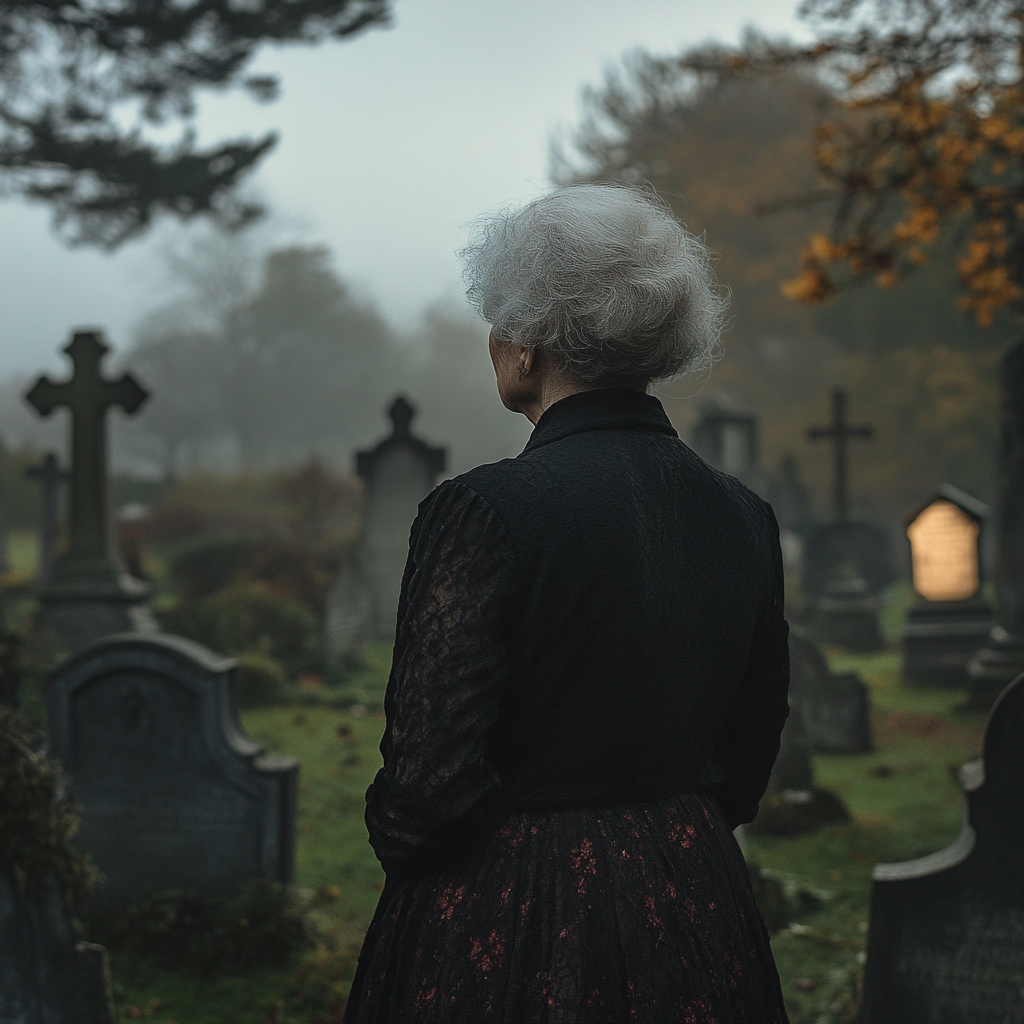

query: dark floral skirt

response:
[343,791,788,1024]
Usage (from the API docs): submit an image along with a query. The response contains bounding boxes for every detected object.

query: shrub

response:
[0,708,95,915]
[162,582,318,671]
[232,652,292,709]
[91,880,310,974]
[168,534,265,601]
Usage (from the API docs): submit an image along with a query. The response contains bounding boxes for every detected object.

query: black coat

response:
[365,388,790,874]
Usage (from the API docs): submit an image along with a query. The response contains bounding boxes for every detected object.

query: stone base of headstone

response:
[0,866,115,1024]
[32,555,157,656]
[966,628,1024,709]
[903,598,994,687]
[49,633,298,909]
[858,673,1024,1024]
[812,580,882,652]
[750,786,851,838]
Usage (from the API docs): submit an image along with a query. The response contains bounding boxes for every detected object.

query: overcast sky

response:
[0,0,807,378]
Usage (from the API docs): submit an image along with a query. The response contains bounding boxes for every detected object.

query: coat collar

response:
[521,389,678,455]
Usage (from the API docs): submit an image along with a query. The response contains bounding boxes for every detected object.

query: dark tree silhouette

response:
[0,0,389,246]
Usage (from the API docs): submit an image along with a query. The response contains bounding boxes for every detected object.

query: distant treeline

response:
[0,238,532,485]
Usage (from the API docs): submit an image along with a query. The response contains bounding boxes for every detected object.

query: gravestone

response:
[858,672,1024,1023]
[326,395,446,652]
[25,453,69,587]
[48,633,298,909]
[766,702,814,794]
[0,867,115,1024]
[969,334,1024,708]
[690,398,759,488]
[25,331,156,653]
[806,390,883,652]
[789,629,873,753]
[903,485,994,686]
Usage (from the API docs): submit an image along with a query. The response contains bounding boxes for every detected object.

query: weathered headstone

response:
[48,633,298,908]
[859,672,1024,1024]
[766,452,814,535]
[807,390,883,652]
[326,395,446,652]
[25,452,69,587]
[969,335,1024,708]
[903,485,994,686]
[25,331,156,653]
[0,867,115,1024]
[766,703,814,794]
[690,398,759,488]
[752,692,850,837]
[790,629,873,753]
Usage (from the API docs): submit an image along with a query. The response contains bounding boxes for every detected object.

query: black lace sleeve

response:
[364,480,516,876]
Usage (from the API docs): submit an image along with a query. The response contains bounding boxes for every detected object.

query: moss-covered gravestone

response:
[48,633,298,909]
[790,629,873,754]
[859,672,1024,1023]
[0,709,115,1024]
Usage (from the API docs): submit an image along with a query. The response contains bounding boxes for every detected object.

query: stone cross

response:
[25,332,147,565]
[25,453,69,585]
[807,390,874,523]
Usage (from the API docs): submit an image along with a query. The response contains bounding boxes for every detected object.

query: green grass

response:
[98,632,989,1024]
[103,653,391,1024]
[5,528,39,577]
[748,645,987,1024]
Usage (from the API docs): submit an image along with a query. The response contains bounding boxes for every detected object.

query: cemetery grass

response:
[102,646,391,1024]
[100,632,989,1024]
[747,646,988,1024]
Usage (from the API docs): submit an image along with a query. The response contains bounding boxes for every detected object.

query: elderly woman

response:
[343,184,790,1023]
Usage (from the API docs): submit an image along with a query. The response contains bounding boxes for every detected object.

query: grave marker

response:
[903,485,993,686]
[25,331,156,653]
[859,672,1024,1023]
[0,866,115,1024]
[25,452,69,586]
[48,633,298,908]
[326,395,446,652]
[690,399,759,487]
[789,630,873,754]
[806,390,882,651]
[969,333,1024,707]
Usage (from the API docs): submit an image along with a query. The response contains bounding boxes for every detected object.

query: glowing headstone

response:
[902,485,993,687]
[907,498,981,602]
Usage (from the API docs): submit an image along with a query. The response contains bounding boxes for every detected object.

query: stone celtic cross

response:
[807,390,874,523]
[25,332,148,566]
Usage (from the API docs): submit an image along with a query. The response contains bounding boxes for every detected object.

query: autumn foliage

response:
[737,0,1024,326]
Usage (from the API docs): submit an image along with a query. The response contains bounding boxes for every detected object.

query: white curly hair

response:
[459,183,727,385]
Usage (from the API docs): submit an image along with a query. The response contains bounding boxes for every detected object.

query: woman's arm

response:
[711,504,791,828]
[364,481,516,875]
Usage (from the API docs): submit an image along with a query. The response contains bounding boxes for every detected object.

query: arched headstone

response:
[903,485,993,686]
[48,634,298,909]
[859,673,1024,1023]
